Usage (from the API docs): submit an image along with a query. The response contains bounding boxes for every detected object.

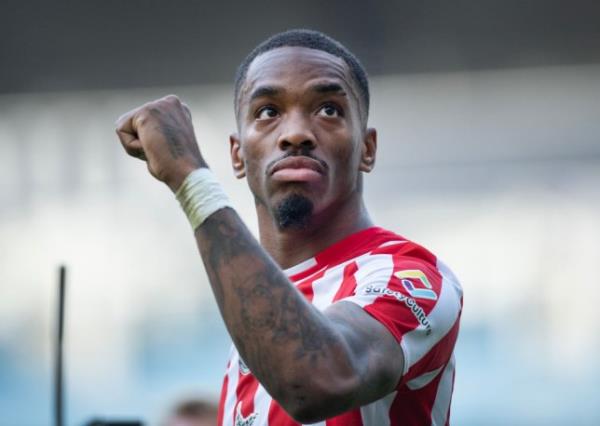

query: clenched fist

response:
[116,95,207,192]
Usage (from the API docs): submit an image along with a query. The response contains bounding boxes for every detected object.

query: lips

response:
[269,156,326,183]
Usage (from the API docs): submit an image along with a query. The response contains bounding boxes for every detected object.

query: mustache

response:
[265,152,329,176]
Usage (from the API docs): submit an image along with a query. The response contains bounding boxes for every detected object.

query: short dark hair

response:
[234,29,370,123]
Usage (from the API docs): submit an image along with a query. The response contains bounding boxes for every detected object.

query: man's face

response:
[231,46,376,228]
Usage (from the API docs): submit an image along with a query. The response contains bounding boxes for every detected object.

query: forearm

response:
[115,95,375,420]
[195,207,357,417]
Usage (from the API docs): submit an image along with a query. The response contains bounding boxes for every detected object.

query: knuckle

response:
[115,112,132,130]
[182,103,192,117]
[134,110,150,126]
[164,94,180,104]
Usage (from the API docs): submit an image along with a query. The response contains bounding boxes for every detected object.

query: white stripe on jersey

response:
[292,265,328,283]
[437,260,463,301]
[312,252,395,310]
[253,384,273,425]
[284,256,318,276]
[354,253,395,286]
[376,240,407,248]
[346,254,396,309]
[359,390,397,426]
[311,254,371,309]
[406,365,445,390]
[430,355,455,426]
[311,261,349,310]
[400,259,462,374]
[223,347,240,426]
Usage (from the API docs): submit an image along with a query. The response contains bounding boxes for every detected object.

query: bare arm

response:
[196,208,403,421]
[116,96,403,422]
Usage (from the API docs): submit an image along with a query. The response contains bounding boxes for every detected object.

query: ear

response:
[359,127,377,173]
[229,133,246,179]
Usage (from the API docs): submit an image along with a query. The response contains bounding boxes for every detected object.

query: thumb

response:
[116,115,146,160]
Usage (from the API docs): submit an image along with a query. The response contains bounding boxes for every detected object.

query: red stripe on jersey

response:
[295,268,325,301]
[370,242,406,256]
[332,262,358,302]
[384,241,437,266]
[390,366,445,426]
[326,408,364,425]
[217,370,228,426]
[314,227,406,269]
[402,313,461,385]
[235,368,260,420]
[267,402,300,426]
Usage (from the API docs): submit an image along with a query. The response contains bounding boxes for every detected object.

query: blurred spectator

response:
[162,399,218,426]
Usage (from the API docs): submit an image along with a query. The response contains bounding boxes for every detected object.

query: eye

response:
[256,106,279,120]
[317,103,343,118]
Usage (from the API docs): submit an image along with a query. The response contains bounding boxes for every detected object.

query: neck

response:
[257,193,373,269]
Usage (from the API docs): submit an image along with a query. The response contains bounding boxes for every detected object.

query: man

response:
[116,29,463,425]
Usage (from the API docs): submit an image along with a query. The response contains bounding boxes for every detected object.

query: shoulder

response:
[346,230,451,289]
[352,229,462,297]
[356,234,463,322]
[342,230,463,354]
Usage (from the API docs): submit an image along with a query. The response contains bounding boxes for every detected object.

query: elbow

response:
[288,407,323,425]
[287,404,335,425]
[277,370,361,423]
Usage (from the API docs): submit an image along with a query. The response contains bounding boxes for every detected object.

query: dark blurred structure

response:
[1,0,600,94]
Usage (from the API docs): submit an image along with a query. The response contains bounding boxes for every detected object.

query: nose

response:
[277,111,316,152]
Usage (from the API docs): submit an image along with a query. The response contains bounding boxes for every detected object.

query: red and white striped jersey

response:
[217,227,463,426]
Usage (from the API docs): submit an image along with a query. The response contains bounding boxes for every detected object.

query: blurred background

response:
[1,1,600,425]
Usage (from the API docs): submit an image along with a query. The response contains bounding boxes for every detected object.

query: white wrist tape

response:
[175,168,233,230]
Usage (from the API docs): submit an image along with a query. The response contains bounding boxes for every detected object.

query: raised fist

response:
[116,95,207,192]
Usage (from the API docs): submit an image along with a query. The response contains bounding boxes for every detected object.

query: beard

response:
[273,193,314,230]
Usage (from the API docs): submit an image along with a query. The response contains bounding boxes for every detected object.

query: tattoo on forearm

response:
[198,209,337,379]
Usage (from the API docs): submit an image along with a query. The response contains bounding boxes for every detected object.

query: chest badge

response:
[235,401,258,426]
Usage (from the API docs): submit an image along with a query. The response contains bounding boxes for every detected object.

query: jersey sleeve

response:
[341,249,463,384]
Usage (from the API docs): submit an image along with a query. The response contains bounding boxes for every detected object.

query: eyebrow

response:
[311,82,347,96]
[248,82,347,104]
[248,85,281,103]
